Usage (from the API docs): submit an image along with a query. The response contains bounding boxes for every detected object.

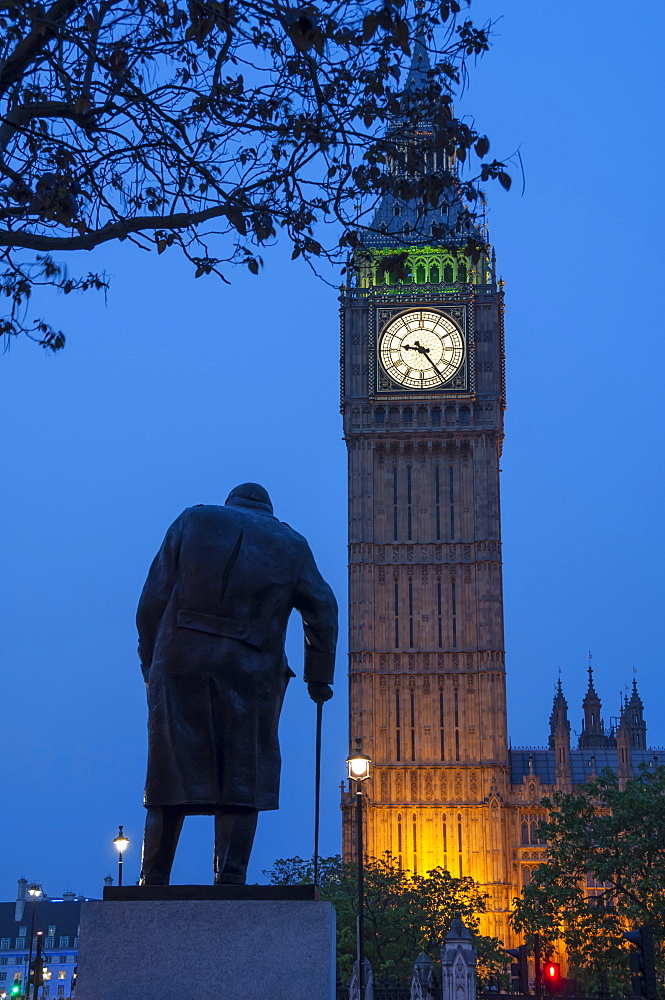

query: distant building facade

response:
[0,880,91,999]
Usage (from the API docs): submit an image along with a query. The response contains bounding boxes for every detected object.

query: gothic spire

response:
[579,657,607,749]
[624,676,647,749]
[364,17,476,250]
[549,678,570,748]
[628,677,644,711]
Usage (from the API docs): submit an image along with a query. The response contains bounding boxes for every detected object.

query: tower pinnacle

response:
[363,21,477,251]
[579,659,606,749]
[549,678,570,745]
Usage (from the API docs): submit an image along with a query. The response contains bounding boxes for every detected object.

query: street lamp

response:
[347,739,371,999]
[112,826,130,887]
[25,885,42,1000]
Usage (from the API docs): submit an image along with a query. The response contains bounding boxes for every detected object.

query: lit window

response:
[58,971,66,980]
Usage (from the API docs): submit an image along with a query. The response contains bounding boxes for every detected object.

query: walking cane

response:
[313,699,323,887]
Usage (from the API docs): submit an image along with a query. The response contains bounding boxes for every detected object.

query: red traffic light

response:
[543,962,561,982]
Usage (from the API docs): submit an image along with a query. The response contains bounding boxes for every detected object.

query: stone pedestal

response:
[76,887,336,1000]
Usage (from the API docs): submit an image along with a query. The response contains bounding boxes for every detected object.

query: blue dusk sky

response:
[1,0,664,900]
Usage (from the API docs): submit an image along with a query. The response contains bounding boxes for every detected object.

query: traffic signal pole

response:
[624,925,657,1000]
[506,944,529,994]
[534,934,542,1000]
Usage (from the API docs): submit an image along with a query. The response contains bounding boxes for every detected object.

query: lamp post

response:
[112,826,130,886]
[25,884,42,1000]
[347,739,371,999]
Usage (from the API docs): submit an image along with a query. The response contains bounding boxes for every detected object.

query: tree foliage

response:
[0,0,508,350]
[265,853,509,985]
[511,765,665,996]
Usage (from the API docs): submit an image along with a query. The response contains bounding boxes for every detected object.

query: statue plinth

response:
[103,883,320,901]
[76,889,335,1000]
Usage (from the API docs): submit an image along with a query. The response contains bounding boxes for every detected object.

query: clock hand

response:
[404,340,431,356]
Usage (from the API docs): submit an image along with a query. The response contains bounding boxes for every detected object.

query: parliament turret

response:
[616,696,633,786]
[625,679,647,750]
[549,679,571,791]
[579,665,607,749]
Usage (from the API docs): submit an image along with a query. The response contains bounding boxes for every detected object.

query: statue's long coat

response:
[137,500,338,812]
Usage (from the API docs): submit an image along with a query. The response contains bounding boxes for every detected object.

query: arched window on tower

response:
[397,813,403,870]
[430,263,440,283]
[403,407,413,424]
[444,261,454,283]
[459,405,470,425]
[431,406,442,426]
[457,813,463,877]
[457,260,467,282]
[521,821,529,845]
[412,813,418,876]
[375,407,385,425]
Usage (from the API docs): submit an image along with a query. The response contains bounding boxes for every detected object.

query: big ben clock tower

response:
[340,36,515,942]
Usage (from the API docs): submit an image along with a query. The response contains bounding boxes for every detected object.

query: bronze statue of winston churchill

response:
[136,482,338,885]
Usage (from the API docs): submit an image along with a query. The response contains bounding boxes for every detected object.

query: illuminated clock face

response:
[379,310,464,389]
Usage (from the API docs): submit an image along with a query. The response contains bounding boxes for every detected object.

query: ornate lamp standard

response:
[347,740,371,999]
[112,826,130,886]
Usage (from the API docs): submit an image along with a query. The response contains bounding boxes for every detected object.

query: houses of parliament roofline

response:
[509,668,659,791]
